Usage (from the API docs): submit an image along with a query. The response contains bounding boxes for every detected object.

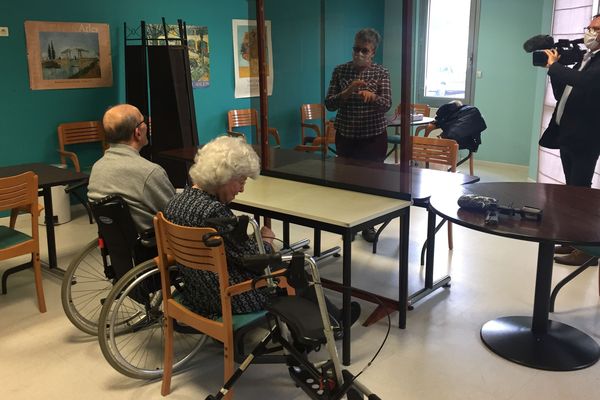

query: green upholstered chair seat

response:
[172,290,267,331]
[0,225,32,249]
[387,134,402,144]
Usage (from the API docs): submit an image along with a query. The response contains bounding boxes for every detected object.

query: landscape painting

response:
[25,21,113,90]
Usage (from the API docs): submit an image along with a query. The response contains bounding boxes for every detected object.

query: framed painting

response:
[24,21,113,90]
[232,19,273,98]
[146,23,210,88]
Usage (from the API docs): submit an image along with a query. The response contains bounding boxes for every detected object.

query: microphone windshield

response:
[457,194,498,212]
[523,34,554,52]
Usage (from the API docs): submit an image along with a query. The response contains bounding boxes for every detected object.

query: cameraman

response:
[540,14,600,265]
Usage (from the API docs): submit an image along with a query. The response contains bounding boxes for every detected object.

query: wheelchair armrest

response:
[64,180,88,193]
[226,268,290,297]
[138,228,156,248]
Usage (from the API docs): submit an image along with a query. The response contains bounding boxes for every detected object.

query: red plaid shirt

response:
[325,61,391,139]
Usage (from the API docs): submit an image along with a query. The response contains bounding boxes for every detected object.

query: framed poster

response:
[24,21,113,90]
[147,23,210,88]
[232,19,273,98]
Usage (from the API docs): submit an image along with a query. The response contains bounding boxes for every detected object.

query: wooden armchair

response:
[227,109,281,147]
[154,212,290,398]
[58,121,107,173]
[57,121,106,223]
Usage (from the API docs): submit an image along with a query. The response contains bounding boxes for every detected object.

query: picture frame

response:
[24,20,113,90]
[232,19,273,98]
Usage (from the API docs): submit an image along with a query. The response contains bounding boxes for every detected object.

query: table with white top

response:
[231,175,412,365]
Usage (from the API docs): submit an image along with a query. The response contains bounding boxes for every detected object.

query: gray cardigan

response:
[88,143,175,231]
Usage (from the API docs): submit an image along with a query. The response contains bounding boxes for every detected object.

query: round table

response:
[429,182,600,371]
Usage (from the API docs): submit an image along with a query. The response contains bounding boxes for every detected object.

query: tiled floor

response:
[1,161,599,399]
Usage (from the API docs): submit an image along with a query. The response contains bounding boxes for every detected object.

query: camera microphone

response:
[457,194,498,212]
[523,34,554,53]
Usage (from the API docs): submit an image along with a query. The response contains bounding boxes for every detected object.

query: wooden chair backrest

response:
[58,120,105,147]
[154,212,232,328]
[57,121,106,169]
[411,136,458,172]
[0,171,39,251]
[228,109,258,131]
[300,103,325,140]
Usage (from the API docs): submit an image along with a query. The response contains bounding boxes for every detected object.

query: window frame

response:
[414,0,481,107]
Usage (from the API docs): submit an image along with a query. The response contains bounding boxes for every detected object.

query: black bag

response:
[435,103,487,152]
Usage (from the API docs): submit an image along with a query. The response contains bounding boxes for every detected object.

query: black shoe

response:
[332,301,361,341]
[554,244,574,255]
[362,227,377,243]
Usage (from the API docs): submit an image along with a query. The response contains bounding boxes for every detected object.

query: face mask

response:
[353,52,371,68]
[584,29,600,50]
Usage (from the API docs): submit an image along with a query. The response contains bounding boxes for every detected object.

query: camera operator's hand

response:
[543,49,560,67]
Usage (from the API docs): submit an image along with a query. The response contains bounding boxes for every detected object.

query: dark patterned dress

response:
[164,186,268,318]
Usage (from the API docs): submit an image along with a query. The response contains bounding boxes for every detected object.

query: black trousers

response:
[335,133,387,163]
[559,146,600,188]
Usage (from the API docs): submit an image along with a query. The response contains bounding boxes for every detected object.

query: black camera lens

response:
[532,51,548,66]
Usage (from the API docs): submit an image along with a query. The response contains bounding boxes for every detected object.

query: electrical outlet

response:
[0,27,9,37]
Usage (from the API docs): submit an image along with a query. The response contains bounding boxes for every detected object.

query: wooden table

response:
[232,175,411,365]
[0,163,89,287]
[429,182,600,371]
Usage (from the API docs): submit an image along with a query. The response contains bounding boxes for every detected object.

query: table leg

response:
[480,241,600,370]
[313,229,321,257]
[342,230,352,366]
[283,221,290,247]
[398,208,409,329]
[408,206,451,308]
[42,187,58,269]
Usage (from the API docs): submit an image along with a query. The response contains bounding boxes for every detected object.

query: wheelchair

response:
[61,195,162,335]
[61,195,207,379]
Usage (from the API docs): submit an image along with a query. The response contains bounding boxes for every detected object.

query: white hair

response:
[189,135,260,190]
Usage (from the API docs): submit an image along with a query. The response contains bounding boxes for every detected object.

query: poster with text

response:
[232,19,273,98]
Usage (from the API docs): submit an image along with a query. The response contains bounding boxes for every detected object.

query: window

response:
[415,0,480,107]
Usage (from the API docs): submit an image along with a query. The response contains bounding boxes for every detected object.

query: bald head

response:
[102,104,144,144]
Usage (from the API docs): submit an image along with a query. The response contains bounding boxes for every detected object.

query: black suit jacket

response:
[540,53,600,152]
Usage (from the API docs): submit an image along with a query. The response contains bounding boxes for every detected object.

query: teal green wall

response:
[0,0,553,172]
[472,0,546,166]
[0,0,254,167]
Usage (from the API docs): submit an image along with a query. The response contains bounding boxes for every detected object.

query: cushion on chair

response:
[387,135,402,144]
[0,226,32,249]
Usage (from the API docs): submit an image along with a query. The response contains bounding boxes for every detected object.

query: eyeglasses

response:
[584,26,600,34]
[135,115,148,129]
[352,46,371,55]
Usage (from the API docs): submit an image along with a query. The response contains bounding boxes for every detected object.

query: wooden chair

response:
[300,103,325,145]
[294,119,336,155]
[373,136,458,254]
[57,121,107,173]
[413,108,475,176]
[0,171,46,313]
[411,136,458,250]
[388,103,432,163]
[154,212,290,398]
[57,121,106,223]
[227,109,281,147]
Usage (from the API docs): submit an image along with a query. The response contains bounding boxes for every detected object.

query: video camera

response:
[457,194,543,226]
[523,34,585,66]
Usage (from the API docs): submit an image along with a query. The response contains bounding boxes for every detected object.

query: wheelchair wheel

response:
[98,260,207,379]
[61,239,112,335]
